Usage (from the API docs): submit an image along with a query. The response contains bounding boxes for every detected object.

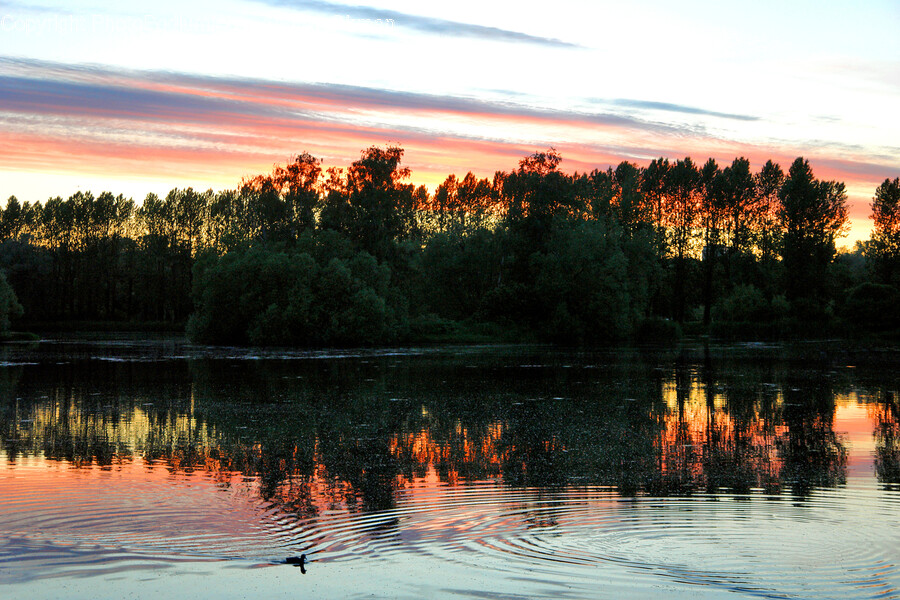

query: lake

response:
[0,336,898,599]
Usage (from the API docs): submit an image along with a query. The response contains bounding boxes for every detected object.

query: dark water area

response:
[0,336,899,599]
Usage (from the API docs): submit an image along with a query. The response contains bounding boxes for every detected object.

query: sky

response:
[0,0,898,244]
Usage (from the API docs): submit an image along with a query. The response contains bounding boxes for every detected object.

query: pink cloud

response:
[0,58,894,243]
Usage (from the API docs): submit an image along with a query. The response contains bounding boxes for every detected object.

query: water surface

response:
[1,336,898,598]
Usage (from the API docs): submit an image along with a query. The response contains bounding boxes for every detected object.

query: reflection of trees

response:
[0,363,147,466]
[0,347,866,517]
[778,380,847,497]
[649,358,783,496]
[636,349,848,499]
[0,361,27,460]
[874,391,900,488]
[699,356,783,495]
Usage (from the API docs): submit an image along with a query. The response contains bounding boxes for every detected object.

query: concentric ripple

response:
[3,338,900,598]
[263,481,900,599]
[3,460,899,598]
[0,461,301,581]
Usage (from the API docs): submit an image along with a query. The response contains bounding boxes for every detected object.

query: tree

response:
[534,218,637,342]
[240,176,288,245]
[754,160,784,297]
[0,270,23,336]
[868,177,900,286]
[0,145,874,341]
[642,158,668,225]
[664,157,701,322]
[430,174,459,234]
[1,196,26,241]
[778,157,848,317]
[344,145,417,260]
[420,227,501,319]
[612,161,648,234]
[207,189,247,251]
[273,152,322,235]
[699,158,723,325]
[754,160,784,264]
[720,157,756,262]
[500,148,581,251]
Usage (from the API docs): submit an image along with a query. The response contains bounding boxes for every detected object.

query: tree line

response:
[1,146,898,343]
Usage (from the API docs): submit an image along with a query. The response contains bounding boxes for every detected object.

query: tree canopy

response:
[0,145,894,343]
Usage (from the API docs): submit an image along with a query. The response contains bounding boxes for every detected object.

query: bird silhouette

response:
[284,554,307,574]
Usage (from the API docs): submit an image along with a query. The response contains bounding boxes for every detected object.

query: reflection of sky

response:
[2,340,900,597]
[0,0,898,243]
[837,401,879,479]
[2,418,899,598]
[0,372,890,495]
[0,456,289,562]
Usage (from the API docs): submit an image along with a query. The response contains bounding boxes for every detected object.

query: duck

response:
[284,554,307,573]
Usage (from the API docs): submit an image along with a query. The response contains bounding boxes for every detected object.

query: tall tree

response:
[754,160,784,295]
[868,178,900,287]
[611,162,648,234]
[501,149,579,243]
[273,152,322,236]
[665,157,701,322]
[699,158,723,326]
[720,157,756,264]
[1,196,25,241]
[430,174,459,234]
[778,157,848,316]
[641,157,671,254]
[0,270,22,335]
[344,145,417,260]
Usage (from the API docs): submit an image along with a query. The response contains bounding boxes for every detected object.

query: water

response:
[0,336,898,599]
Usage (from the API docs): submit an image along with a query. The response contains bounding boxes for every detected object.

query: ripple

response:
[2,466,900,597]
[270,483,900,599]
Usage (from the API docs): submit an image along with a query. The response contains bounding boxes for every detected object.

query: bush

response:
[187,248,309,344]
[635,317,682,344]
[329,288,387,345]
[842,283,900,333]
[0,270,23,336]
[710,284,791,339]
[533,219,637,343]
[188,246,405,346]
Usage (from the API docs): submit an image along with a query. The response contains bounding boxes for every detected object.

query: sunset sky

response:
[0,0,897,243]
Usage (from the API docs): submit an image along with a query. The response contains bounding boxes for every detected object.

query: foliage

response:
[533,218,636,342]
[634,316,682,344]
[778,157,849,314]
[868,178,900,287]
[0,270,23,336]
[1,145,894,344]
[710,284,790,338]
[841,283,900,334]
[187,244,404,346]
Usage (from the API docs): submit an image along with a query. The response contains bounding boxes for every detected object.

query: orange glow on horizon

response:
[0,66,890,246]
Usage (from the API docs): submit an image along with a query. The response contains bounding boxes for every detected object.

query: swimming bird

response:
[284,554,307,573]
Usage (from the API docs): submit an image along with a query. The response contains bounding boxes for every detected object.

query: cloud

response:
[813,157,899,183]
[0,73,299,125]
[593,98,758,122]
[0,57,677,136]
[251,0,581,48]
[0,56,892,241]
